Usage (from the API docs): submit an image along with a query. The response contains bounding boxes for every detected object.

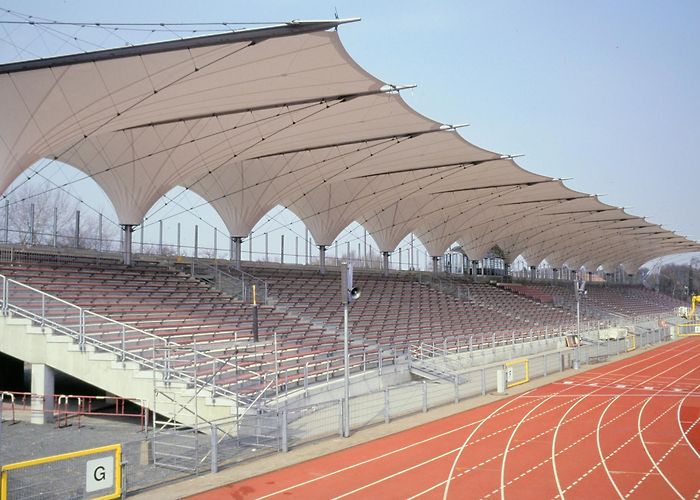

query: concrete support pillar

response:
[472,260,479,276]
[31,363,55,424]
[588,271,593,282]
[230,236,243,269]
[504,263,511,277]
[319,245,327,275]
[382,251,390,277]
[529,266,537,281]
[121,224,135,266]
[627,273,634,284]
[552,268,559,281]
[571,270,577,280]
[432,256,440,275]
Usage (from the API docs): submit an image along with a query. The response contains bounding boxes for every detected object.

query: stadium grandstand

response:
[0,11,698,497]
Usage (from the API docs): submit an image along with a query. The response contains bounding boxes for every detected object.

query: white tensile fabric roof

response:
[0,19,696,272]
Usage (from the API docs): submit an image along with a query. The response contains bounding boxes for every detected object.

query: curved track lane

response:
[189,338,700,500]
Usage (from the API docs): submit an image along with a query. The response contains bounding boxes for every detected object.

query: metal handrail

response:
[170,256,270,305]
[0,273,264,403]
[209,262,269,305]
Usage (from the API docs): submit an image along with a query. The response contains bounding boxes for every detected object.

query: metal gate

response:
[237,405,285,452]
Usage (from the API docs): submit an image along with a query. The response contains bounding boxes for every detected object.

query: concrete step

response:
[4,316,33,326]
[66,343,96,353]
[110,360,141,370]
[88,351,119,362]
[46,334,75,344]
[1,315,244,429]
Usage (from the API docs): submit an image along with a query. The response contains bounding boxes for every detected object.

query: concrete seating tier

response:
[500,283,555,303]
[245,266,576,352]
[0,260,351,394]
[526,282,684,318]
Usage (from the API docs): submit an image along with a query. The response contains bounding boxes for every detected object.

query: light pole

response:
[340,262,360,437]
[574,278,586,369]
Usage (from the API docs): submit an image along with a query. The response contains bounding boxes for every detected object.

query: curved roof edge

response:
[0,18,360,74]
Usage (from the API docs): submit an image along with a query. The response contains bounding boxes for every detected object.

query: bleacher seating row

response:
[0,254,683,395]
[0,260,348,394]
[246,265,577,351]
[524,282,685,318]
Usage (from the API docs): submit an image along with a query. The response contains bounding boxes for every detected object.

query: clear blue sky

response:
[1,1,698,266]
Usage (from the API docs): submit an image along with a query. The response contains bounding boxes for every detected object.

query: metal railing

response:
[164,255,271,305]
[409,329,565,378]
[187,261,269,305]
[0,390,147,429]
[0,274,265,405]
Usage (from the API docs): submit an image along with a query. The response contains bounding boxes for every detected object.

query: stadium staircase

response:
[0,254,371,428]
[408,343,464,382]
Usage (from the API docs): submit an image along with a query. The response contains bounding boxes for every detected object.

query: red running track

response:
[190,338,700,499]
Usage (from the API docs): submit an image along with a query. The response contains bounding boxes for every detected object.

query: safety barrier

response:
[0,391,147,429]
[0,443,123,500]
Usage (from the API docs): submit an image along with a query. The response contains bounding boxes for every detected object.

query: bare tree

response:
[3,182,119,250]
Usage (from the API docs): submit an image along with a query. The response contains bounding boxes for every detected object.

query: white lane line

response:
[331,446,460,499]
[631,378,700,497]
[552,398,648,498]
[405,397,583,499]
[464,351,685,499]
[519,392,700,398]
[255,392,543,499]
[268,337,692,500]
[464,340,696,499]
[252,413,484,500]
[678,387,700,460]
[491,343,698,500]
[482,395,657,500]
[552,343,700,500]
[499,396,575,500]
[407,396,607,500]
[629,399,684,498]
[635,395,689,498]
[625,419,700,498]
[625,408,700,497]
[441,392,539,500]
[594,353,700,500]
[556,397,678,498]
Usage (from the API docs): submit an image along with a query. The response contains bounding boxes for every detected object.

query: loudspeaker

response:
[341,263,362,303]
